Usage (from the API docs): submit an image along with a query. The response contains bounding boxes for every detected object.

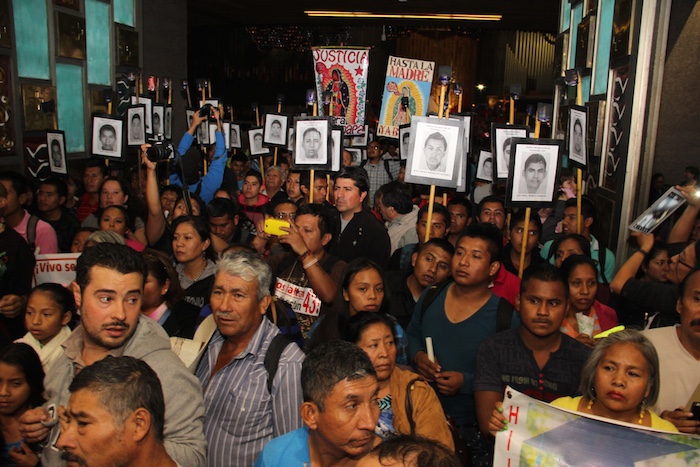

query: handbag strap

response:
[404,377,421,435]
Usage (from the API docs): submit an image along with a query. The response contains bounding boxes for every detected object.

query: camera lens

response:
[146,143,174,162]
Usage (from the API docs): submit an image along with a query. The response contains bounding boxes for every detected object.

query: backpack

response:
[419,280,514,333]
[26,214,39,252]
[263,334,294,393]
[361,159,394,182]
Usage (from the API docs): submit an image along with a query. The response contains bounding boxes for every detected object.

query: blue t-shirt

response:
[254,427,310,466]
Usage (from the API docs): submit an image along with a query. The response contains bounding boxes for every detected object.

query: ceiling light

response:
[304,11,502,21]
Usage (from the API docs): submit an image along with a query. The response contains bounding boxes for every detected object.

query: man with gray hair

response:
[195,250,305,466]
[255,341,379,466]
[264,165,288,205]
[57,356,177,467]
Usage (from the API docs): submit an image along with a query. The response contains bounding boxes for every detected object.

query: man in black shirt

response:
[36,178,80,253]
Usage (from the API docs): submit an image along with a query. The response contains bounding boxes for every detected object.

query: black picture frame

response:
[263,113,288,147]
[568,105,588,170]
[346,148,362,167]
[126,105,146,147]
[505,138,564,207]
[248,127,269,156]
[292,116,332,170]
[46,130,67,174]
[628,187,686,234]
[491,123,529,180]
[152,104,165,137]
[164,106,173,140]
[230,123,242,149]
[131,96,152,135]
[398,124,411,160]
[404,116,463,189]
[330,127,343,171]
[91,114,123,160]
[476,150,494,183]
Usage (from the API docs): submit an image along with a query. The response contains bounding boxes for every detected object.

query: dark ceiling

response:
[188,0,561,32]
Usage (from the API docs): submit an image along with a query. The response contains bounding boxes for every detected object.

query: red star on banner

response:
[354,66,364,76]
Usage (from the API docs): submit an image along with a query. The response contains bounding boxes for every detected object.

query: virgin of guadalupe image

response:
[392,86,416,126]
[325,69,349,117]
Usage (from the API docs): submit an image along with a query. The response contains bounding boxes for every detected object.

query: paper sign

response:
[274,277,321,317]
[33,253,80,287]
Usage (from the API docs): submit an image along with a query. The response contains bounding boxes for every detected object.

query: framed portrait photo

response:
[506,138,563,206]
[330,127,343,171]
[568,105,588,169]
[398,124,411,160]
[350,130,368,148]
[476,150,494,182]
[287,128,295,152]
[126,105,146,147]
[164,107,173,140]
[131,96,152,135]
[292,116,331,170]
[46,131,67,175]
[198,120,210,145]
[230,123,242,149]
[629,187,686,234]
[263,113,288,147]
[185,109,195,130]
[91,115,123,159]
[248,128,269,156]
[152,104,165,137]
[491,124,529,180]
[404,116,463,189]
[221,122,231,150]
[346,148,363,167]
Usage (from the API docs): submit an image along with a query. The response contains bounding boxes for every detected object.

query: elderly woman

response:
[344,312,454,450]
[489,329,678,432]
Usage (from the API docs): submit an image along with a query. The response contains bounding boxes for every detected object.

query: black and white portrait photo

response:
[263,114,288,146]
[126,106,146,146]
[131,96,152,134]
[476,150,493,182]
[508,140,562,204]
[186,109,195,130]
[198,120,210,145]
[629,187,686,234]
[568,106,587,168]
[492,124,528,180]
[47,131,67,174]
[230,124,241,149]
[293,118,331,168]
[331,128,342,171]
[350,129,368,148]
[221,122,231,150]
[164,107,172,140]
[399,124,410,160]
[287,128,295,152]
[346,148,362,167]
[248,128,269,156]
[152,104,164,136]
[405,117,462,186]
[92,116,123,158]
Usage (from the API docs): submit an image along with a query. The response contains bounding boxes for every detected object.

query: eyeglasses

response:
[677,249,694,270]
[276,212,296,220]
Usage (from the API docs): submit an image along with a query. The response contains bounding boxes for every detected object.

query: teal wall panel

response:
[569,3,584,70]
[86,0,111,85]
[593,0,615,95]
[114,0,134,27]
[582,74,591,103]
[561,0,571,33]
[56,64,85,152]
[13,0,50,79]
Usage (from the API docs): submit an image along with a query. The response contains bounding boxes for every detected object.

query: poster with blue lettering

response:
[495,387,700,466]
[312,47,369,136]
[377,56,435,139]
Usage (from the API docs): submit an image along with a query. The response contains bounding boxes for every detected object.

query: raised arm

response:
[142,146,167,246]
[610,231,655,294]
[668,185,700,244]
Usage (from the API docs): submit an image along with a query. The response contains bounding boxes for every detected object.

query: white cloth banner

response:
[274,277,321,317]
[494,386,700,466]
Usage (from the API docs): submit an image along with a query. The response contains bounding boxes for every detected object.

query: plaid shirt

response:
[363,159,400,206]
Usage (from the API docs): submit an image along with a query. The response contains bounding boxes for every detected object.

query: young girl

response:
[560,255,618,347]
[0,343,45,466]
[306,259,409,365]
[18,283,74,372]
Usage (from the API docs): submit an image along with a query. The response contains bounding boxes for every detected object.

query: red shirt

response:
[490,266,521,307]
[76,192,98,223]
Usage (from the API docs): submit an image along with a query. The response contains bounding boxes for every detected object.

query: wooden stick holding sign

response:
[274,96,283,166]
[576,72,584,234]
[517,119,541,278]
[423,66,451,244]
[455,83,463,114]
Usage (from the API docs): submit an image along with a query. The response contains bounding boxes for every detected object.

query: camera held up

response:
[146,135,175,162]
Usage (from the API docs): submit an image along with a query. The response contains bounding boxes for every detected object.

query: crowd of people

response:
[0,106,697,466]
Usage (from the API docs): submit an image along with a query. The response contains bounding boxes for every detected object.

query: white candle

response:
[425,337,435,363]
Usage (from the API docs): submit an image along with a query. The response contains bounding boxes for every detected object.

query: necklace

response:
[586,398,645,425]
[181,261,207,283]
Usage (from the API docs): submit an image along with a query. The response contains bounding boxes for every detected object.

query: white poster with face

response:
[409,123,459,181]
[568,107,587,167]
[127,106,146,146]
[249,128,269,155]
[152,105,164,137]
[92,117,123,158]
[164,107,172,140]
[47,132,67,174]
[131,96,152,134]
[230,124,241,149]
[294,119,329,166]
[494,126,528,179]
[511,144,559,202]
[476,150,493,182]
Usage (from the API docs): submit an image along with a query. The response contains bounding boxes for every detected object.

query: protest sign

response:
[34,253,80,288]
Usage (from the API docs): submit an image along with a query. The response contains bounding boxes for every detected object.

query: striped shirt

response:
[196,318,305,467]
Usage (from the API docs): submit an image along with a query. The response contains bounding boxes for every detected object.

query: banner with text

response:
[495,387,700,466]
[34,253,80,288]
[377,56,435,139]
[312,47,369,136]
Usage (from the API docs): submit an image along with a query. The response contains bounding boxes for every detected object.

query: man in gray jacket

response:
[20,243,207,466]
